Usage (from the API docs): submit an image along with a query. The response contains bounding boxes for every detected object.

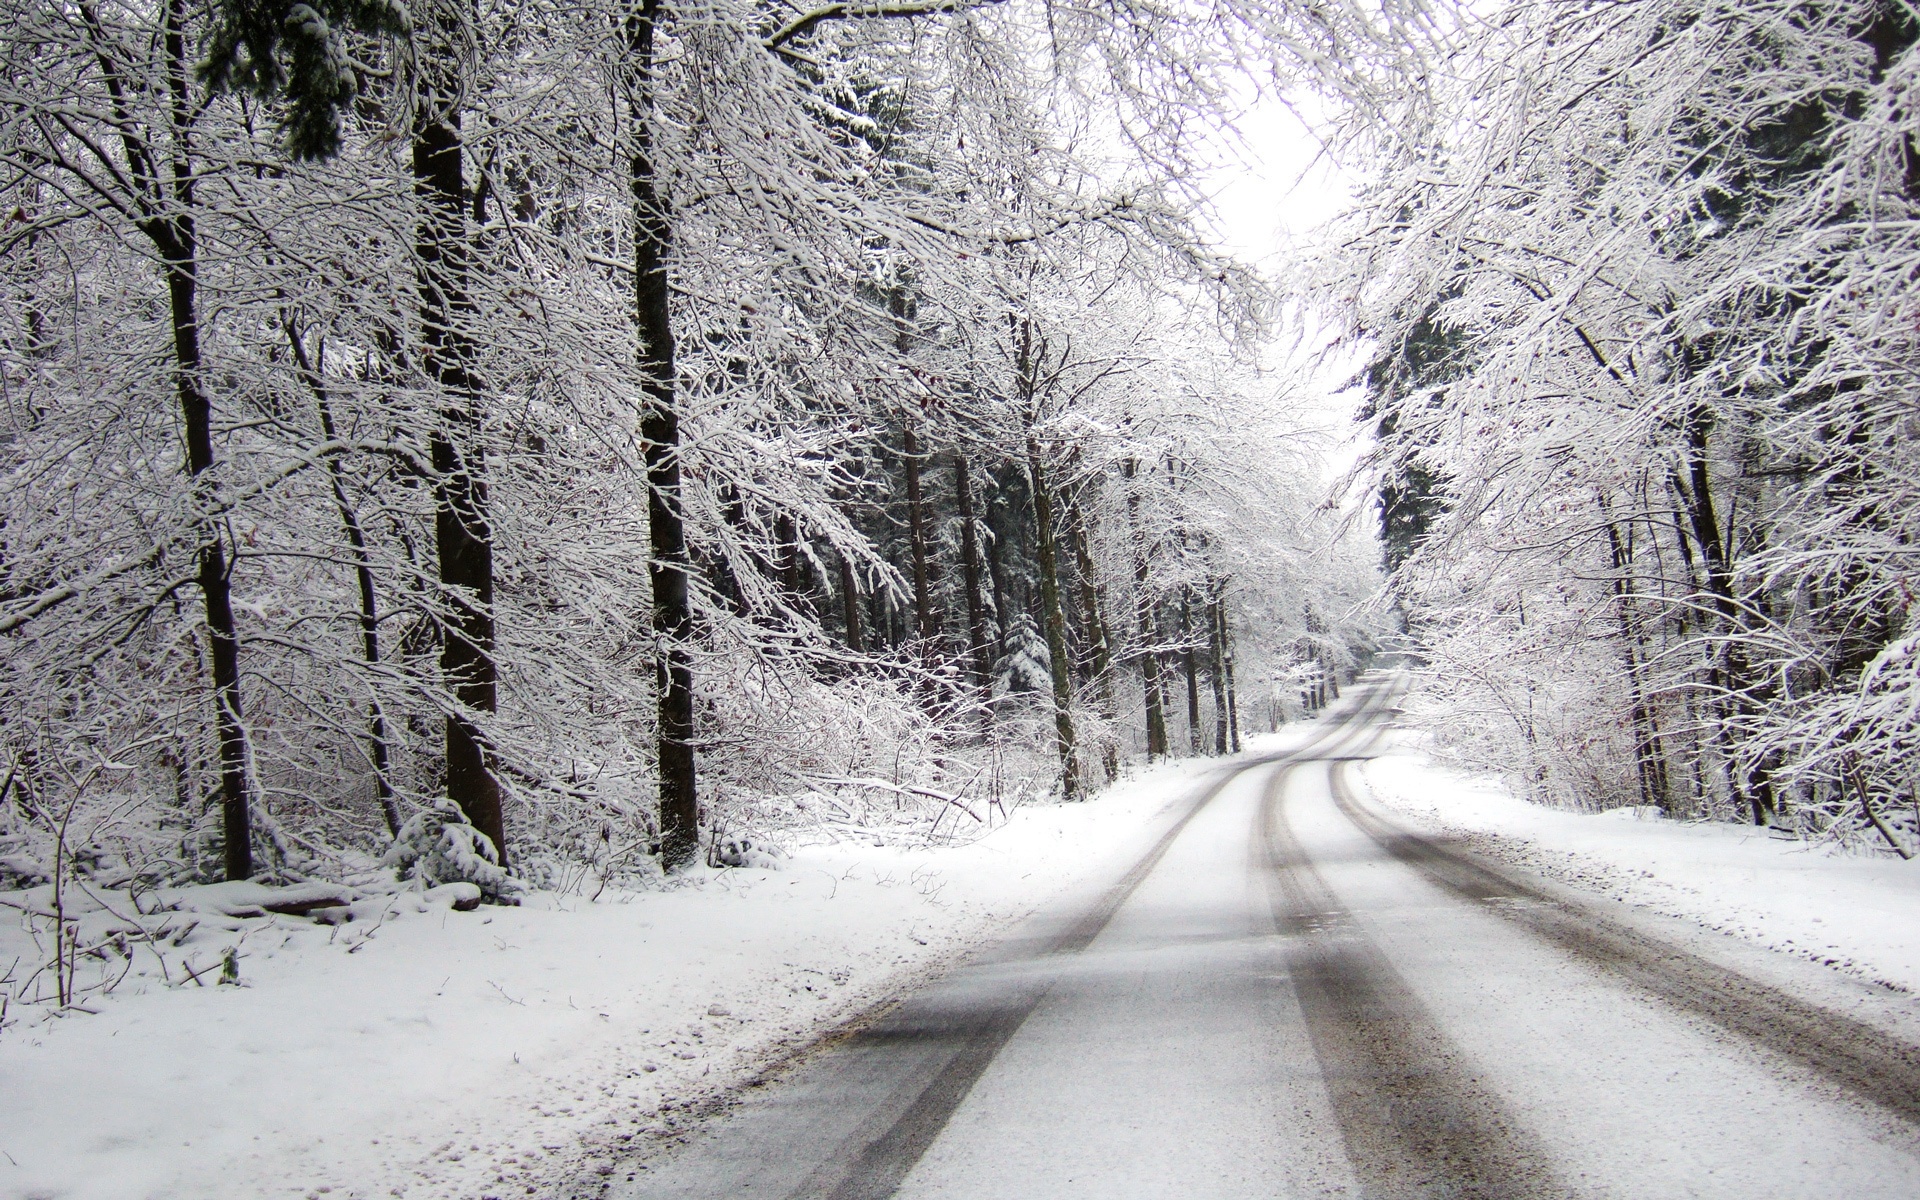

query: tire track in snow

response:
[1328,760,1920,1133]
[1262,760,1569,1200]
[779,687,1400,1200]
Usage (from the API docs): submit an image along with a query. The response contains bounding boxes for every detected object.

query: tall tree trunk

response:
[1070,500,1117,780]
[1019,320,1078,797]
[1120,461,1166,759]
[1677,401,1765,823]
[1208,583,1230,755]
[1182,595,1202,753]
[415,3,505,867]
[157,0,253,879]
[627,0,697,869]
[1602,499,1672,814]
[1028,437,1079,798]
[901,423,937,646]
[953,452,994,698]
[1215,589,1241,754]
[838,549,865,654]
[775,513,804,600]
[287,323,399,836]
[890,286,937,649]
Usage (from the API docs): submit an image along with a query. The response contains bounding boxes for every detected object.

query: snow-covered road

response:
[619,676,1920,1198]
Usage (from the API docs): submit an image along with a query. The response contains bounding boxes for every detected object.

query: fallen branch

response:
[1847,761,1915,860]
[810,776,983,823]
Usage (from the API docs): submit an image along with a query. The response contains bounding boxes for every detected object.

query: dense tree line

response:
[1340,0,1920,851]
[0,0,1388,895]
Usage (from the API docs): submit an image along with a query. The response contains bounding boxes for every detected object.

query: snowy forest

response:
[1345,0,1920,851]
[0,0,1391,913]
[7,0,1920,988]
[16,3,1920,1196]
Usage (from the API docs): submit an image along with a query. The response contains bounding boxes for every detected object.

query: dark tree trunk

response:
[1071,500,1117,779]
[1214,588,1241,753]
[901,424,937,645]
[170,211,255,881]
[1120,461,1167,758]
[1602,501,1672,814]
[414,7,505,867]
[775,513,804,600]
[1182,595,1202,753]
[1019,322,1078,797]
[152,0,253,880]
[708,486,748,616]
[839,549,866,654]
[1028,437,1079,798]
[953,453,994,697]
[1303,602,1326,711]
[1677,401,1766,823]
[627,0,698,869]
[888,287,937,649]
[986,492,1013,662]
[1208,584,1230,755]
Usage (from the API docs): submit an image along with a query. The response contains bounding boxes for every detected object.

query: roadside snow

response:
[1359,744,1920,995]
[0,755,1224,1200]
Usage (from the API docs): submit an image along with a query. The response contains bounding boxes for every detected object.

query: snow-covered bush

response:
[381,801,518,902]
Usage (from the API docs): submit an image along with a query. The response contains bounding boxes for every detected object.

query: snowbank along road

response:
[614,673,1920,1198]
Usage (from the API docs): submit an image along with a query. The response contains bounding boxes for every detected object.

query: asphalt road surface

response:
[616,676,1920,1199]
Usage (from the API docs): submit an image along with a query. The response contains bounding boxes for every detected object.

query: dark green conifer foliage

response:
[201,0,410,159]
[1362,306,1464,572]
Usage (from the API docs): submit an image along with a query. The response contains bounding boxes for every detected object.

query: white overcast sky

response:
[1201,94,1359,268]
[1197,90,1376,493]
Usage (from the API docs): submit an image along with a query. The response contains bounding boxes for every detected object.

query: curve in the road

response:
[785,685,1402,1200]
[1327,758,1920,1132]
[629,676,1920,1200]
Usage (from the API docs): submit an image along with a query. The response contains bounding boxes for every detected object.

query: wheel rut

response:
[777,692,1399,1199]
[1328,760,1920,1132]
[1261,761,1569,1200]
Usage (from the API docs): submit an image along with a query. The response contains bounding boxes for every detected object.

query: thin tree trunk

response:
[627,0,698,870]
[709,486,748,615]
[287,323,400,836]
[775,513,804,601]
[1602,499,1672,814]
[1071,500,1117,779]
[986,493,1012,663]
[157,0,253,879]
[902,424,937,645]
[953,452,994,697]
[1217,590,1241,754]
[889,286,937,649]
[839,550,865,654]
[1208,583,1230,755]
[873,588,892,651]
[1028,437,1079,798]
[1019,320,1077,798]
[1182,595,1202,753]
[412,0,504,866]
[1143,658,1168,756]
[1120,461,1166,759]
[1677,402,1765,823]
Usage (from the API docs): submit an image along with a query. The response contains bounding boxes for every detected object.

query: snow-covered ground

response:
[1360,742,1920,995]
[0,756,1228,1200]
[17,708,1920,1200]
